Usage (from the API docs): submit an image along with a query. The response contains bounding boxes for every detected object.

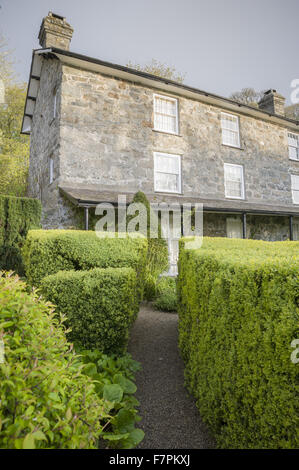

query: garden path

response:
[128,304,216,449]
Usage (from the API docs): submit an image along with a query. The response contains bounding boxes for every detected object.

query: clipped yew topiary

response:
[178,237,299,449]
[40,267,138,354]
[126,191,169,301]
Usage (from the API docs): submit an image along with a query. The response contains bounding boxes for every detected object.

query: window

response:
[49,158,54,184]
[53,89,57,119]
[221,112,240,147]
[154,94,178,134]
[294,219,299,241]
[291,174,299,204]
[154,152,181,193]
[288,133,299,161]
[226,217,243,239]
[224,163,245,199]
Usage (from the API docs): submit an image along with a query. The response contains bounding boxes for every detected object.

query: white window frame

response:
[221,112,241,148]
[49,157,54,184]
[154,152,182,194]
[291,174,299,204]
[153,94,179,135]
[224,163,245,200]
[288,133,299,161]
[226,217,243,239]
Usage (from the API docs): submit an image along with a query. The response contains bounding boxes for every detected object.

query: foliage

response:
[0,273,106,449]
[40,267,138,354]
[126,59,185,84]
[0,38,30,197]
[0,34,15,86]
[178,237,299,449]
[285,103,299,120]
[0,155,28,197]
[229,87,265,107]
[0,195,41,274]
[79,349,144,449]
[154,276,177,312]
[22,229,147,304]
[126,192,169,301]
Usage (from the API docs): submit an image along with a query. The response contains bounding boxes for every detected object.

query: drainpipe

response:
[84,207,89,231]
[242,213,247,239]
[289,215,293,241]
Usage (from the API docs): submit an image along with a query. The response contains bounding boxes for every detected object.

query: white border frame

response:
[154,151,182,194]
[153,93,179,135]
[288,132,299,162]
[49,157,54,185]
[221,112,241,148]
[224,163,245,200]
[291,174,299,204]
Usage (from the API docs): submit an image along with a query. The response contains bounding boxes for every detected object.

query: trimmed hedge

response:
[178,237,299,449]
[41,267,138,354]
[22,229,147,300]
[0,195,41,274]
[0,273,104,449]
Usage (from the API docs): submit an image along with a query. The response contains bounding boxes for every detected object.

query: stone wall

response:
[57,64,299,208]
[28,59,299,234]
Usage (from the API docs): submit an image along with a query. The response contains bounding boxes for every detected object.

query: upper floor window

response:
[221,112,240,148]
[53,89,57,119]
[288,133,299,161]
[49,157,54,184]
[291,174,299,204]
[154,152,181,193]
[224,163,245,199]
[226,217,243,239]
[153,94,178,134]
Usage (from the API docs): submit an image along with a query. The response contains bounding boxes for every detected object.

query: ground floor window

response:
[294,219,299,241]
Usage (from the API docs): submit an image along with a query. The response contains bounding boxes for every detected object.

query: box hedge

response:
[0,195,41,274]
[40,267,138,354]
[0,273,105,449]
[22,229,147,300]
[178,237,299,449]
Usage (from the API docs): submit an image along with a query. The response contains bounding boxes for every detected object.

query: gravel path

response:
[128,304,216,449]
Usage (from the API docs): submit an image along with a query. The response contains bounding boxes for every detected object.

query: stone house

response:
[22,12,299,252]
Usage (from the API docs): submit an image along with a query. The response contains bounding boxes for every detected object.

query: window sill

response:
[152,129,182,137]
[289,157,299,162]
[154,190,183,196]
[221,143,244,150]
[225,196,246,201]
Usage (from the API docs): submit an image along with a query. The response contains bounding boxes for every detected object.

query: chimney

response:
[38,12,74,50]
[258,89,286,116]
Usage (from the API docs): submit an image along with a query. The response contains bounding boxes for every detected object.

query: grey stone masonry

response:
[38,12,74,50]
[258,89,286,116]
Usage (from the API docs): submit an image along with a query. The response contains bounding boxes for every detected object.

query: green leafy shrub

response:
[0,273,106,449]
[0,195,41,274]
[126,191,169,301]
[22,230,147,303]
[41,267,138,354]
[79,350,144,449]
[178,237,299,449]
[154,276,177,312]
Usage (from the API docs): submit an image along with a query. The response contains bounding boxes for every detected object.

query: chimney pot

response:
[38,12,74,50]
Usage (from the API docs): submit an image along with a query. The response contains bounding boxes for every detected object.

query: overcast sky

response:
[0,0,298,103]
